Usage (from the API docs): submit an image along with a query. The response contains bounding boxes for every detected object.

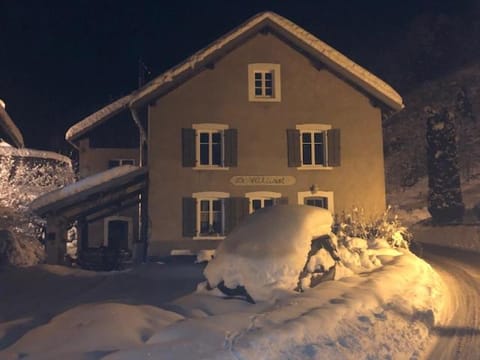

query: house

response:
[32,11,403,264]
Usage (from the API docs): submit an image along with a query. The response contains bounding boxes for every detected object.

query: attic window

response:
[248,64,281,102]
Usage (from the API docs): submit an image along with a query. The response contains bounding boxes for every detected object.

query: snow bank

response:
[104,252,445,360]
[204,205,333,301]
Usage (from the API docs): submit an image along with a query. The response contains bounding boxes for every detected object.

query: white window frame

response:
[192,191,229,239]
[108,158,136,168]
[296,124,333,170]
[192,123,229,170]
[248,63,281,102]
[103,216,133,248]
[245,191,282,214]
[297,190,334,213]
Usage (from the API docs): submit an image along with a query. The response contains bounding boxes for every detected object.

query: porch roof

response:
[30,165,147,222]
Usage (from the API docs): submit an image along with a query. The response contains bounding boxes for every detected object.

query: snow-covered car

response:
[203,205,343,302]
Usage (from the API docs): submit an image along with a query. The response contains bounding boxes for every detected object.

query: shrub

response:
[332,206,412,249]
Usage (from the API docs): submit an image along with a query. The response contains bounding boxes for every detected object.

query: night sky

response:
[1,0,477,151]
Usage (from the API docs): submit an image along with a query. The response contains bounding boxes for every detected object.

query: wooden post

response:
[45,216,67,264]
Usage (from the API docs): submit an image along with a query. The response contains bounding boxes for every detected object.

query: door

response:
[107,220,129,250]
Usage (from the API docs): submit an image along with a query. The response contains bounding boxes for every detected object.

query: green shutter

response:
[182,197,196,237]
[287,129,301,167]
[327,129,341,167]
[224,197,249,234]
[182,128,196,167]
[224,128,238,167]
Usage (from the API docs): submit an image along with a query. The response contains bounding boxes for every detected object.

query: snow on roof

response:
[65,94,132,142]
[0,105,24,148]
[29,165,145,214]
[0,146,72,165]
[129,11,404,111]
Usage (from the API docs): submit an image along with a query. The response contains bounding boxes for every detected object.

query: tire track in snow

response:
[422,245,480,360]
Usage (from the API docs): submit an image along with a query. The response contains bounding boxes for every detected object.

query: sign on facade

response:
[230,176,296,186]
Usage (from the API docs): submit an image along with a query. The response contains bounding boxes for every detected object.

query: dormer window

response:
[248,64,281,102]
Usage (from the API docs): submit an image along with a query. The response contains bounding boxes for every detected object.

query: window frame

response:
[192,124,229,170]
[192,191,229,239]
[296,124,333,170]
[297,190,334,212]
[245,191,282,214]
[108,158,136,168]
[248,63,281,102]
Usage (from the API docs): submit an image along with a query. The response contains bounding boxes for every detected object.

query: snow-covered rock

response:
[204,205,333,302]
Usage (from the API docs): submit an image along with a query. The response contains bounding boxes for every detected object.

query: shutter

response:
[277,197,289,205]
[224,197,249,234]
[182,128,196,167]
[287,129,301,167]
[327,129,341,167]
[182,197,197,237]
[224,128,238,167]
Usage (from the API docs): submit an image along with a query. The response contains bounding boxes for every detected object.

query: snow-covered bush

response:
[0,149,74,266]
[0,206,45,266]
[333,206,412,249]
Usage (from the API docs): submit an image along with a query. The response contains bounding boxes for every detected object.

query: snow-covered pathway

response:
[422,245,480,359]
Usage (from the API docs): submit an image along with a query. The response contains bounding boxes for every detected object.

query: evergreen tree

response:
[425,107,465,223]
[454,87,476,180]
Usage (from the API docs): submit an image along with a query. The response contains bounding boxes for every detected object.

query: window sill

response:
[193,166,230,171]
[249,97,281,103]
[193,236,226,240]
[296,166,333,171]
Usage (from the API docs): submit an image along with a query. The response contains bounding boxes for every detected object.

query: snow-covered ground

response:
[1,205,447,359]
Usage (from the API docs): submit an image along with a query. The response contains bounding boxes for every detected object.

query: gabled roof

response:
[129,11,404,111]
[65,94,132,142]
[0,104,24,148]
[65,11,404,142]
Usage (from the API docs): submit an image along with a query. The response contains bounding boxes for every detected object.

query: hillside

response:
[384,61,480,194]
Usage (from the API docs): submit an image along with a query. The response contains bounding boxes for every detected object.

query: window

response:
[199,199,223,236]
[301,131,326,166]
[199,131,222,166]
[305,197,328,209]
[248,64,281,102]
[108,158,135,168]
[183,194,249,238]
[298,190,334,212]
[182,124,237,169]
[191,192,230,238]
[254,71,274,97]
[287,125,340,169]
[245,191,284,213]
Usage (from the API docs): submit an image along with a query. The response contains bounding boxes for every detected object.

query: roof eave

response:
[0,107,24,148]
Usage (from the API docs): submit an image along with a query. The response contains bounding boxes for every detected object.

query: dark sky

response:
[1,0,476,151]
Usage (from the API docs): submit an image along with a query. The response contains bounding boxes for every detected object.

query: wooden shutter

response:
[327,129,341,167]
[224,197,249,234]
[287,129,301,167]
[182,197,196,237]
[277,197,289,205]
[182,128,196,167]
[224,128,238,167]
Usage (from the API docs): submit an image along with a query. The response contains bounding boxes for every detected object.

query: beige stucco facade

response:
[77,138,140,249]
[147,32,386,256]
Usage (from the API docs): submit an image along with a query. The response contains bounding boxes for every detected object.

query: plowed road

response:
[423,245,480,360]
